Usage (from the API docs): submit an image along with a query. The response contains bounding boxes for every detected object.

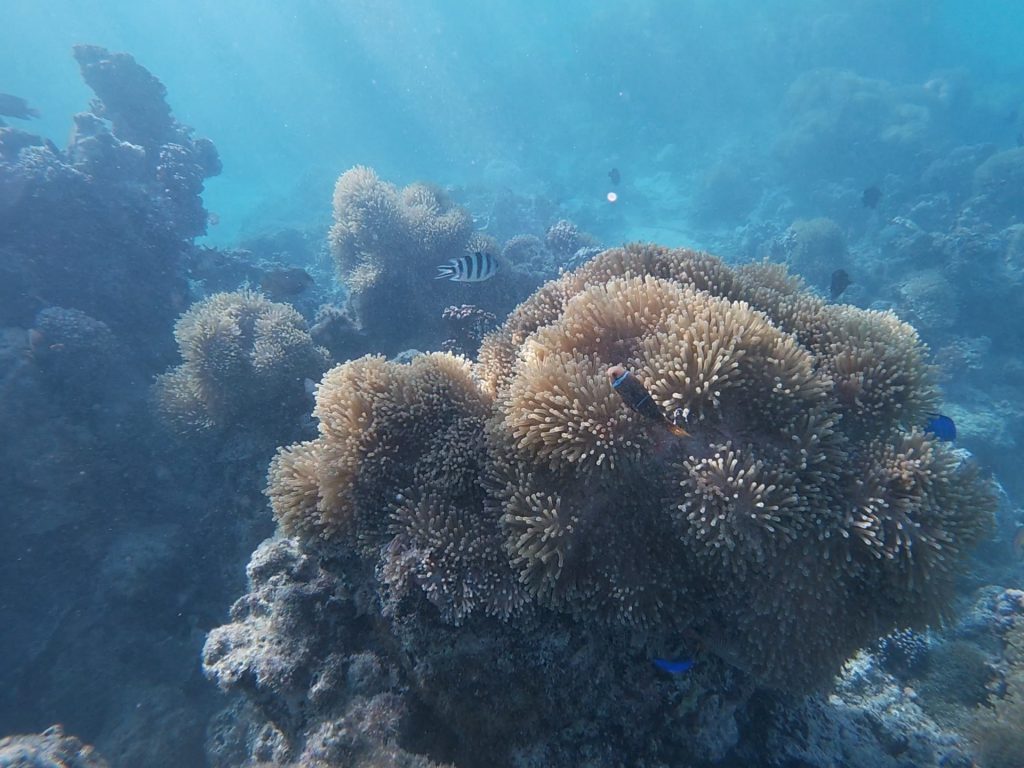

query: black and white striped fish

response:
[435,251,498,282]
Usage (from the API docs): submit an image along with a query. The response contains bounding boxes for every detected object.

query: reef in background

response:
[328,166,564,355]
[0,47,265,768]
[204,244,996,766]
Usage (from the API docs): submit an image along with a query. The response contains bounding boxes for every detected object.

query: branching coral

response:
[154,290,328,435]
[267,242,995,692]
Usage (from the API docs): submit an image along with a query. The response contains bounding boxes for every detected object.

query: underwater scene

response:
[2,1,1024,766]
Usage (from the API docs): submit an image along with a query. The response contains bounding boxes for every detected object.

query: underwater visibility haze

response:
[2,1,1024,766]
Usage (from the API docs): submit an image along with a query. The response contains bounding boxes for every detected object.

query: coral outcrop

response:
[544,218,597,259]
[0,47,241,768]
[154,291,328,436]
[203,539,447,768]
[969,591,1024,768]
[328,166,541,353]
[212,243,995,764]
[0,45,219,366]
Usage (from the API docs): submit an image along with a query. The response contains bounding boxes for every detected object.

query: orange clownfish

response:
[607,365,689,438]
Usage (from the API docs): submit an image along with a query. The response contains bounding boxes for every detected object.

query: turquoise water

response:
[3,2,1024,766]
[5,0,1021,244]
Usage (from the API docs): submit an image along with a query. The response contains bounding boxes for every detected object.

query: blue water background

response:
[4,0,1022,246]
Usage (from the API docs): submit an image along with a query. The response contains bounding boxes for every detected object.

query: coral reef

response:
[693,155,764,225]
[500,234,547,270]
[543,218,597,259]
[209,243,995,765]
[309,303,370,363]
[875,628,932,679]
[329,166,540,353]
[206,538,756,766]
[202,539,448,767]
[154,291,329,437]
[0,50,237,768]
[28,307,122,410]
[439,304,496,356]
[775,68,934,194]
[0,45,219,365]
[747,654,974,768]
[973,147,1024,223]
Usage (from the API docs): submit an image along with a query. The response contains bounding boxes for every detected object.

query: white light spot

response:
[607,191,618,203]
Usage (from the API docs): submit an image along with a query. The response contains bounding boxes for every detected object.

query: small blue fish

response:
[435,251,498,282]
[652,657,695,674]
[925,413,956,442]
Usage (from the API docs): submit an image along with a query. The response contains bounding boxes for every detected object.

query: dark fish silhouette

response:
[653,657,695,674]
[260,267,314,299]
[608,167,621,185]
[1017,130,1024,148]
[862,185,882,209]
[0,93,40,120]
[830,269,852,300]
[925,413,956,442]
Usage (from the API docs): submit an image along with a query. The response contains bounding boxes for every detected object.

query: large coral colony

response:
[261,241,995,696]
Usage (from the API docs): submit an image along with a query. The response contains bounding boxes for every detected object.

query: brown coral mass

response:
[267,243,995,692]
[154,290,328,435]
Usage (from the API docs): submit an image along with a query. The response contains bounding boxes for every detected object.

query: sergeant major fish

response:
[436,251,498,282]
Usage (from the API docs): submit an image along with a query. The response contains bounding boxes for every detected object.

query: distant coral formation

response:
[784,216,849,288]
[328,166,542,353]
[154,290,328,435]
[544,218,597,258]
[212,244,995,764]
[0,44,220,365]
[0,725,109,768]
[329,166,474,348]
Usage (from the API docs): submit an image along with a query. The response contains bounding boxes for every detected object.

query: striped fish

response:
[435,251,498,282]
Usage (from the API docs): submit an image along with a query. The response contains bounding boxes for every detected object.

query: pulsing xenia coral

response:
[266,243,995,692]
[154,290,328,435]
